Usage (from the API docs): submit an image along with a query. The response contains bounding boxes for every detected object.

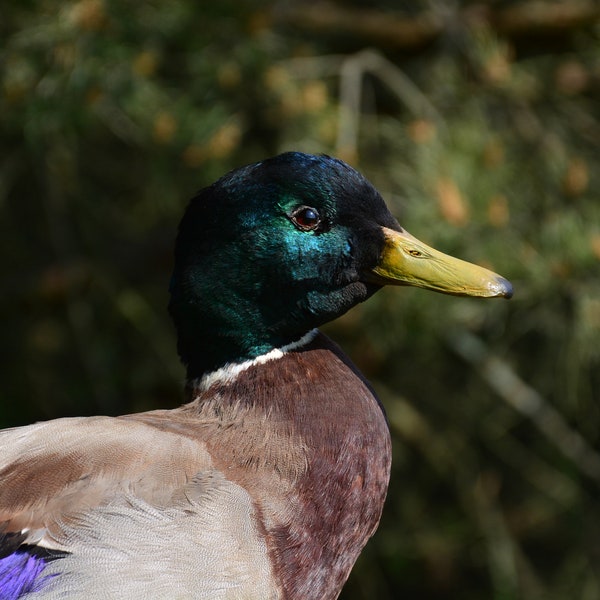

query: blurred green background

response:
[1,1,599,598]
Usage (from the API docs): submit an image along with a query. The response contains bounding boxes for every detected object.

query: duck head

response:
[169,152,512,378]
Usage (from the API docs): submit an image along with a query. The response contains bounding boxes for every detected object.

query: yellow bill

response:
[367,227,513,298]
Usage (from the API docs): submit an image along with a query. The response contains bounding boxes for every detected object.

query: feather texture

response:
[0,334,390,599]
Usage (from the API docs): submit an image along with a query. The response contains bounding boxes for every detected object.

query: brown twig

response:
[274,1,600,49]
[491,1,600,36]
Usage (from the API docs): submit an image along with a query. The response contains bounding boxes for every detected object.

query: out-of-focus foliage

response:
[1,1,599,598]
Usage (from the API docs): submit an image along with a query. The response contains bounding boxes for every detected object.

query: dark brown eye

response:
[290,206,321,231]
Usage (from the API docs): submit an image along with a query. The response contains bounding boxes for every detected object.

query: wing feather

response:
[0,416,214,542]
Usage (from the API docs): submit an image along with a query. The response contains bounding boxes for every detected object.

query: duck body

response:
[1,332,389,599]
[0,153,511,598]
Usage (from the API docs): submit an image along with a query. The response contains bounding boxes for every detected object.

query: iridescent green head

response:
[169,152,511,378]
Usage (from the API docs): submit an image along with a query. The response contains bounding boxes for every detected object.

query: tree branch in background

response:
[337,49,444,161]
[447,330,600,486]
[281,49,442,162]
[274,1,600,49]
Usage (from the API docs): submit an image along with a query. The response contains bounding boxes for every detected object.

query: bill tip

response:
[495,276,513,299]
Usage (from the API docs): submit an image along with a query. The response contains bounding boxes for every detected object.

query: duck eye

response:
[290,206,321,231]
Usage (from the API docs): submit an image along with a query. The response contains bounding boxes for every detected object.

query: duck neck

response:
[169,298,312,380]
[169,277,380,380]
[185,329,319,393]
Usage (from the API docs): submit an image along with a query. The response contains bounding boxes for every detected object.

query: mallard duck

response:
[0,152,512,599]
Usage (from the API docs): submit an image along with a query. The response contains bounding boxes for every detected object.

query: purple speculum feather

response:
[0,551,57,599]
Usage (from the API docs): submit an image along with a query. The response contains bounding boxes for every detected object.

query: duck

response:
[0,152,512,599]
